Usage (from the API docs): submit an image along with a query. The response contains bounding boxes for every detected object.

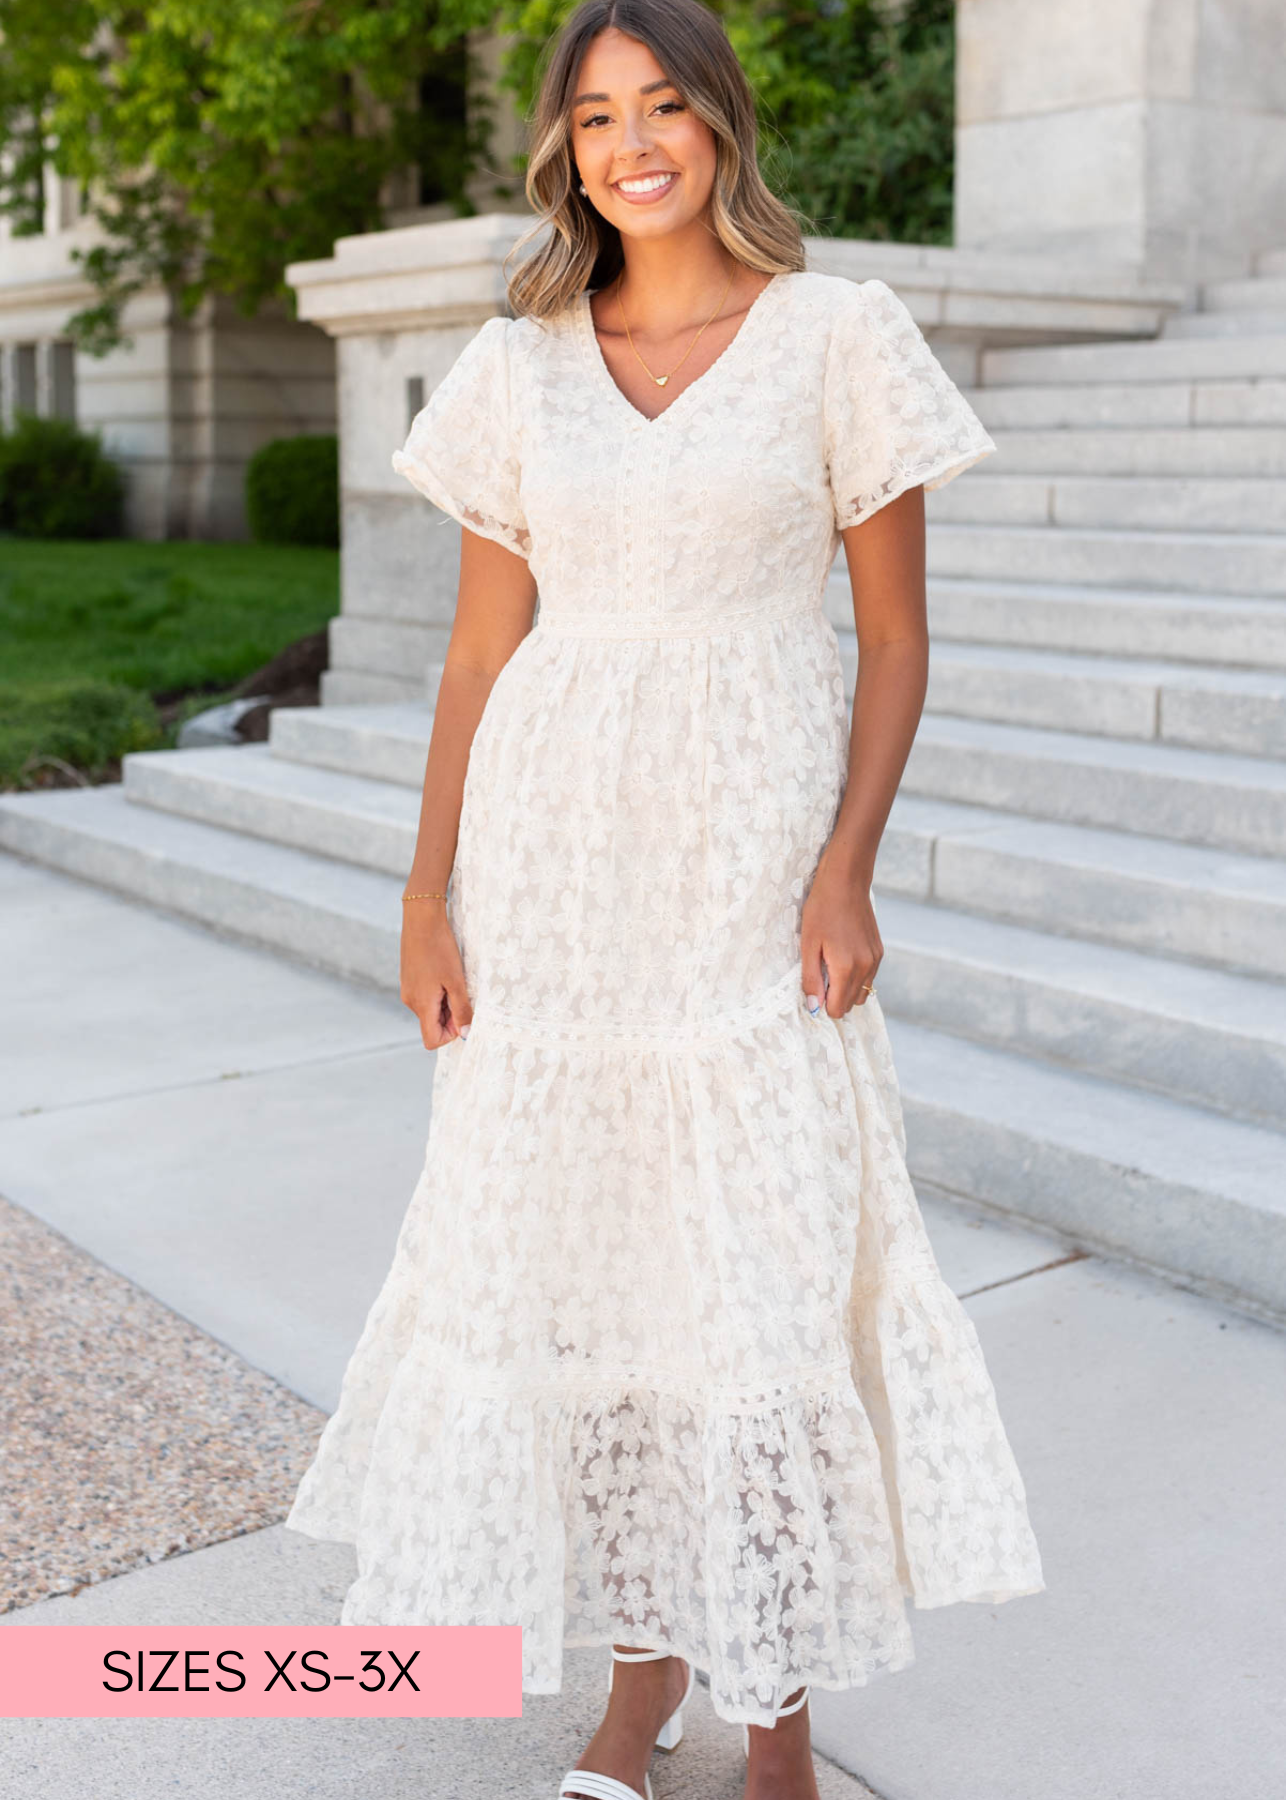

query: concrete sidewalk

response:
[2,850,1283,1800]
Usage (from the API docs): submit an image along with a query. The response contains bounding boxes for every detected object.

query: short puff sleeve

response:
[824,278,995,532]
[392,313,532,561]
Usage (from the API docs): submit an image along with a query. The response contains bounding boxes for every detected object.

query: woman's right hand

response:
[400,906,474,1049]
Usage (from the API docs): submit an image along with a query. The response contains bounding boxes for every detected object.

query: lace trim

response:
[466,966,806,1051]
[408,1354,856,1412]
[533,593,824,640]
[390,447,533,561]
[834,443,997,534]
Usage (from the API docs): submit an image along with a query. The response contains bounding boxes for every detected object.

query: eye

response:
[576,100,686,130]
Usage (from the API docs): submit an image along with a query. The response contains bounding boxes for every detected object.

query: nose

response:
[616,108,654,158]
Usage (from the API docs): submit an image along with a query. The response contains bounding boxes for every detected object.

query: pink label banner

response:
[0,1626,522,1718]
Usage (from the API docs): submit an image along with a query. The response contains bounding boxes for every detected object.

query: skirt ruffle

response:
[286,985,1044,1726]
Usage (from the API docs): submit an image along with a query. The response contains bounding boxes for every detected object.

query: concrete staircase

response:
[4,264,1286,1323]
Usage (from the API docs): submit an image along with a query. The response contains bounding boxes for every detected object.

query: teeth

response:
[617,173,674,193]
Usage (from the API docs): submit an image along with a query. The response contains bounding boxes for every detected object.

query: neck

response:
[610,231,741,331]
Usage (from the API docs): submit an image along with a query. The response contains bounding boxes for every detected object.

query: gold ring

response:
[861,983,876,995]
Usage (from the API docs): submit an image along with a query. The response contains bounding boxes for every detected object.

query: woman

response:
[286,4,1044,1797]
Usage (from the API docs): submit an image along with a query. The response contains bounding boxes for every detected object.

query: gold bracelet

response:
[402,891,449,902]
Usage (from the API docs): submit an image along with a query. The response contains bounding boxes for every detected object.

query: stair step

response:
[123,744,420,872]
[882,797,1286,980]
[891,1020,1286,1322]
[321,668,427,707]
[967,380,1286,429]
[982,333,1286,387]
[921,642,1286,755]
[1162,310,1286,339]
[145,724,1286,889]
[905,715,1286,857]
[911,577,1286,670]
[928,473,1286,533]
[925,522,1286,596]
[329,614,441,683]
[976,426,1286,478]
[877,894,1286,1126]
[0,785,402,989]
[271,702,436,787]
[1199,275,1286,314]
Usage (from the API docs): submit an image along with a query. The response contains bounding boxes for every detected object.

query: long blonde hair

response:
[505,0,808,322]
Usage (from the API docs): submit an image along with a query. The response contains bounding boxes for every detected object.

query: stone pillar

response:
[287,213,538,706]
[955,0,1286,285]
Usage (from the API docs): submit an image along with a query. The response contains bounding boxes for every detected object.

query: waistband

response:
[532,592,824,640]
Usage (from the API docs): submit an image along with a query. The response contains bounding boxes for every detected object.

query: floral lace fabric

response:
[287,269,1043,1725]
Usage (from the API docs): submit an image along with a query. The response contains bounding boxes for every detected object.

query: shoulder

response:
[796,269,917,331]
[779,269,916,357]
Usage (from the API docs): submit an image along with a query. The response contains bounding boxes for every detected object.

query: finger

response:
[407,990,448,1049]
[825,960,856,1018]
[443,975,474,1039]
[800,935,826,1019]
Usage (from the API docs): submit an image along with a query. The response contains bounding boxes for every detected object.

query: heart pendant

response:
[655,374,668,386]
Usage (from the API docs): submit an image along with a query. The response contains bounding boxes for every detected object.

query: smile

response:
[613,171,678,200]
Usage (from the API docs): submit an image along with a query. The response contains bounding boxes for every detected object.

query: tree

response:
[0,0,503,353]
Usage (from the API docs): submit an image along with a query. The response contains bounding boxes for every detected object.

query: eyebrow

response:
[572,78,676,105]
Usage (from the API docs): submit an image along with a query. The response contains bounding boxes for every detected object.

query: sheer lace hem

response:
[833,439,996,533]
[285,1324,1041,1723]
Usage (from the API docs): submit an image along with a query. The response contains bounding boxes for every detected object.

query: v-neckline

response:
[577,271,791,429]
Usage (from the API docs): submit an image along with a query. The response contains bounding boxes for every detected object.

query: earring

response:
[578,182,587,195]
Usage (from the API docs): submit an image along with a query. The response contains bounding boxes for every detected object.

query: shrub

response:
[245,434,339,547]
[0,680,163,791]
[0,413,125,539]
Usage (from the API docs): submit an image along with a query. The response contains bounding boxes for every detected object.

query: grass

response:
[0,538,339,790]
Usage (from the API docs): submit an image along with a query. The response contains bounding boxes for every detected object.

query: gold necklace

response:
[614,259,739,387]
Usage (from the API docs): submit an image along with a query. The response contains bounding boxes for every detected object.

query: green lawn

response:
[0,538,339,789]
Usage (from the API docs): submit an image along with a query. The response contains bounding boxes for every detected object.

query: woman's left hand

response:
[799,854,883,1020]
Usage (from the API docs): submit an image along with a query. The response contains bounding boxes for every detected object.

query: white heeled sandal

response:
[741,1682,810,1757]
[556,1646,696,1800]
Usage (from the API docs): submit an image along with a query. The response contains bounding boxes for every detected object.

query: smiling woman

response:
[283,7,1045,1800]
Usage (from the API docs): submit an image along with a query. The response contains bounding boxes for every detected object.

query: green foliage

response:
[729,0,956,244]
[0,679,163,789]
[0,413,125,538]
[0,538,339,695]
[0,538,339,786]
[245,435,341,547]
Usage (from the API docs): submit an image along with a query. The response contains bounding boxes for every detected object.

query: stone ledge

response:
[286,211,1184,348]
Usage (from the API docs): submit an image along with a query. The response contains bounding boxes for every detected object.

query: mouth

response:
[611,170,679,203]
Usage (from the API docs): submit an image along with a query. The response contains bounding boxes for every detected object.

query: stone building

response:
[0,31,524,538]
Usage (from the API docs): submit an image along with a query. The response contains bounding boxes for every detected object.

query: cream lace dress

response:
[285,267,1045,1726]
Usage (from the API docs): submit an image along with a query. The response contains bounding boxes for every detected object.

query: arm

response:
[400,528,538,1048]
[800,485,929,1018]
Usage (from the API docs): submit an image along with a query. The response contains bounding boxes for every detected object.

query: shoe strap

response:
[610,1646,671,1662]
[558,1771,651,1800]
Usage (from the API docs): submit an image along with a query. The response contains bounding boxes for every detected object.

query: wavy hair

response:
[504,0,808,322]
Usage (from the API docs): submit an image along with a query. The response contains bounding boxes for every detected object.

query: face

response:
[570,27,717,239]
